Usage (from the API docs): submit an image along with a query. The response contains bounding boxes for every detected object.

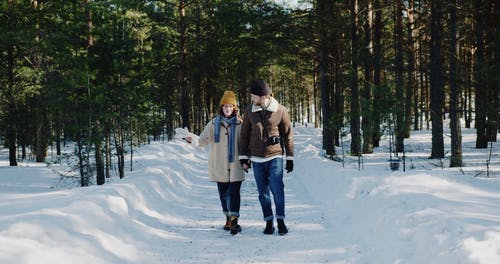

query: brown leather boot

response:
[223,216,231,231]
[230,216,242,235]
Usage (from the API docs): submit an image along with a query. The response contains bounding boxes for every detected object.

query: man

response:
[239,80,294,235]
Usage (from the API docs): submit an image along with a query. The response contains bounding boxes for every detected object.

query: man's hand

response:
[240,159,251,173]
[285,160,293,173]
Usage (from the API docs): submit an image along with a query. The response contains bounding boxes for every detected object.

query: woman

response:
[183,91,245,235]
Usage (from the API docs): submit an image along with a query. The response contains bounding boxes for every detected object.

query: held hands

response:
[240,159,251,173]
[285,160,294,173]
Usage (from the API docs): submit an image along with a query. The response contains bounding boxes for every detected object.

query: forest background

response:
[0,0,498,186]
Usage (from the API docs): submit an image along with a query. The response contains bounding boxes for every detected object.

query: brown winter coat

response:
[239,97,294,160]
[197,117,245,182]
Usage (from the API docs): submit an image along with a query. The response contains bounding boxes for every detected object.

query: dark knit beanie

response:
[250,80,271,96]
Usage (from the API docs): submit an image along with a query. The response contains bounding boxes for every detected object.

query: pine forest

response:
[0,0,498,186]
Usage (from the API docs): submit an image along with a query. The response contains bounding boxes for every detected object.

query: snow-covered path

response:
[0,127,338,263]
[128,133,338,263]
[1,125,499,263]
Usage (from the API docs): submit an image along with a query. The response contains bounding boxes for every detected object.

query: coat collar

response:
[251,97,279,113]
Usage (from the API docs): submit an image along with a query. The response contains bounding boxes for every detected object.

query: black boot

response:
[263,220,274,235]
[224,216,231,231]
[230,216,242,235]
[277,219,288,235]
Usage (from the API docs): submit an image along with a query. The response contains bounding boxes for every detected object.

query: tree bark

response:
[465,47,472,128]
[394,0,405,153]
[407,0,416,134]
[318,0,335,157]
[95,139,105,185]
[105,135,111,179]
[6,1,17,166]
[113,120,125,179]
[485,0,498,142]
[350,0,361,156]
[35,108,48,162]
[372,0,383,147]
[429,0,445,158]
[179,0,190,130]
[449,0,462,167]
[84,0,93,47]
[362,0,374,154]
[334,45,344,147]
[474,0,487,148]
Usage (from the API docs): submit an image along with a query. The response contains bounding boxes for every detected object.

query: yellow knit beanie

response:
[219,91,238,109]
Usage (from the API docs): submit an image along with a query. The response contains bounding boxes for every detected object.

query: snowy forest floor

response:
[0,124,499,264]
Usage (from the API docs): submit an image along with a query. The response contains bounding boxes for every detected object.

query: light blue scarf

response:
[214,115,237,163]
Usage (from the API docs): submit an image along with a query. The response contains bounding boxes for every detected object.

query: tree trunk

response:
[407,0,416,134]
[192,5,203,134]
[334,46,344,147]
[485,0,498,142]
[449,0,462,167]
[7,36,17,166]
[105,135,111,178]
[394,0,405,153]
[179,0,190,130]
[362,0,374,154]
[94,119,105,185]
[372,0,383,148]
[6,103,17,166]
[84,0,93,47]
[129,119,133,172]
[55,112,61,156]
[95,139,105,185]
[77,139,85,187]
[33,1,47,163]
[116,127,125,179]
[318,0,335,157]
[350,0,361,156]
[465,48,472,128]
[474,0,487,148]
[429,0,445,158]
[35,108,48,162]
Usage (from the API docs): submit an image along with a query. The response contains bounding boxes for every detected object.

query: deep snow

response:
[0,124,499,263]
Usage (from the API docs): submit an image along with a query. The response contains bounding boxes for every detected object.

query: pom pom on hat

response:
[219,90,238,108]
[250,80,271,96]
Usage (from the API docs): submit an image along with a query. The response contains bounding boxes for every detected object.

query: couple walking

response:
[182,80,294,236]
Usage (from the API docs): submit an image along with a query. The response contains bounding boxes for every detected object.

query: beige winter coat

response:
[197,117,245,182]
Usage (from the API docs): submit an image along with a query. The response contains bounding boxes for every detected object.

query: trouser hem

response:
[229,211,240,217]
[263,215,274,222]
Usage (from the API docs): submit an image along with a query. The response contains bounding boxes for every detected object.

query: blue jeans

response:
[252,158,285,221]
[217,181,242,217]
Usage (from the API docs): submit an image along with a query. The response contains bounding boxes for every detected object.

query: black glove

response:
[285,160,294,173]
[240,159,251,173]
